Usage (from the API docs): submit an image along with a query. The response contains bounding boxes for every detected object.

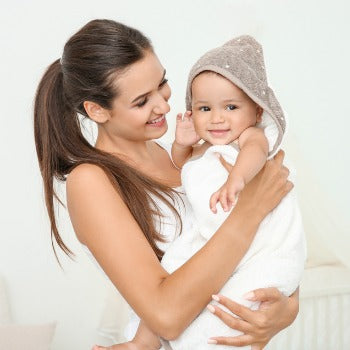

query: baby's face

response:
[191,72,262,145]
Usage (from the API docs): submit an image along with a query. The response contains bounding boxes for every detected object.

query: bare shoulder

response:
[67,163,108,187]
[66,163,124,243]
[66,163,117,199]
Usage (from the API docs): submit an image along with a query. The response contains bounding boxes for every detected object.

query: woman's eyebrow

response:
[131,69,166,103]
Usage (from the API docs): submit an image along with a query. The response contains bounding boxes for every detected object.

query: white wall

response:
[0,0,349,348]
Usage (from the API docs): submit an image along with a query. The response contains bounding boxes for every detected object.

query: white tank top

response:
[81,140,195,340]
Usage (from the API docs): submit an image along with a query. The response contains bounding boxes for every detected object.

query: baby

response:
[159,35,306,350]
[105,36,306,350]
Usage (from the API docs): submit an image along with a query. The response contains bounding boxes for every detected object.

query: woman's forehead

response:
[116,52,165,100]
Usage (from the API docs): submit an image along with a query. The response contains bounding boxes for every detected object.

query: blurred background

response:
[0,0,349,349]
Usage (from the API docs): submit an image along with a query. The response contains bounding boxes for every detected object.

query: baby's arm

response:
[129,320,162,350]
[94,320,161,350]
[210,127,269,212]
[132,320,161,350]
[171,111,201,169]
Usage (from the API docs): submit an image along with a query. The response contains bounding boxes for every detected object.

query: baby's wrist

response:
[227,170,246,185]
[173,140,193,149]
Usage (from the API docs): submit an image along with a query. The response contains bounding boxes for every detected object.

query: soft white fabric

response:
[0,323,56,350]
[160,143,306,350]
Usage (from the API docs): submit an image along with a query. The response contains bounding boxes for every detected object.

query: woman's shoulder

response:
[66,163,126,244]
[67,163,110,190]
[66,163,122,205]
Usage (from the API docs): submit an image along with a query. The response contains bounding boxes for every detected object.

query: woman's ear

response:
[83,101,110,124]
[256,105,264,122]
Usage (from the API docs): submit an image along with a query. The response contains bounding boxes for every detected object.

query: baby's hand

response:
[210,175,245,213]
[175,111,201,147]
[92,341,140,350]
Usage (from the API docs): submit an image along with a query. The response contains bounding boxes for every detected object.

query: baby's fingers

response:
[182,110,192,122]
[176,113,183,122]
[226,190,237,208]
[210,191,220,213]
[219,189,230,212]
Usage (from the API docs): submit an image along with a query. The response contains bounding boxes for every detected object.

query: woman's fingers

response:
[208,334,254,347]
[247,287,282,303]
[272,149,285,165]
[281,165,290,177]
[211,294,258,324]
[207,303,252,334]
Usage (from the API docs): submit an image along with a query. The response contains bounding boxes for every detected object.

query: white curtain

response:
[284,132,350,269]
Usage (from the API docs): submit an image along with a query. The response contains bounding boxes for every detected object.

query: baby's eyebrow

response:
[193,98,242,105]
[222,98,242,103]
[193,100,209,105]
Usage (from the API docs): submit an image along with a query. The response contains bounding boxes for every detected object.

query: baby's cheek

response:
[193,118,206,135]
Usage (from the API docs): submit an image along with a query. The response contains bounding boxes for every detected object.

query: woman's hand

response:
[207,288,299,349]
[219,150,293,221]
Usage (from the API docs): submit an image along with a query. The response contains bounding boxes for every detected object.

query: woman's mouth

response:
[146,115,166,127]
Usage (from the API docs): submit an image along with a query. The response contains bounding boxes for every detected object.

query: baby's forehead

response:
[192,71,253,100]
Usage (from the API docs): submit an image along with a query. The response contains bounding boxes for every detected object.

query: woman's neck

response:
[95,133,157,167]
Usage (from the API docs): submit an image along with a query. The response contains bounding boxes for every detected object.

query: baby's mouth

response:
[208,129,230,136]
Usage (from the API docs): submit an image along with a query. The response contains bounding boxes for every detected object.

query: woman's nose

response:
[153,94,170,115]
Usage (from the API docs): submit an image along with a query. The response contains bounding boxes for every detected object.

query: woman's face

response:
[104,51,171,142]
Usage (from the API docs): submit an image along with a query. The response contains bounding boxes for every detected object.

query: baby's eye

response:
[226,104,237,111]
[199,106,210,112]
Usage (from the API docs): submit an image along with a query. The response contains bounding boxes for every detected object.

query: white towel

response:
[160,139,306,350]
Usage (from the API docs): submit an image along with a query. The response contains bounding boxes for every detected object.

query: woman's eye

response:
[199,106,210,112]
[136,98,148,107]
[226,104,237,111]
[159,78,168,87]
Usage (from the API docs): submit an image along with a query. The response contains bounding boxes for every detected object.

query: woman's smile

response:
[146,114,166,127]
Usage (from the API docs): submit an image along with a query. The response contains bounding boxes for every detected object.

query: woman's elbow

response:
[151,311,187,340]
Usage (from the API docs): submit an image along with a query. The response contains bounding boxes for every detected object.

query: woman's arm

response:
[67,151,291,340]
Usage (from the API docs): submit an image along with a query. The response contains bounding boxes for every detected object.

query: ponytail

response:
[34,20,182,262]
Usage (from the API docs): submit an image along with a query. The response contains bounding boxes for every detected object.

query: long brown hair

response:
[34,19,181,262]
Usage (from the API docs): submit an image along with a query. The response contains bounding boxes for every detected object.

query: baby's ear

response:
[256,105,264,122]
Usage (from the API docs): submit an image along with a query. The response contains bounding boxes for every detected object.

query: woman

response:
[34,19,298,349]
